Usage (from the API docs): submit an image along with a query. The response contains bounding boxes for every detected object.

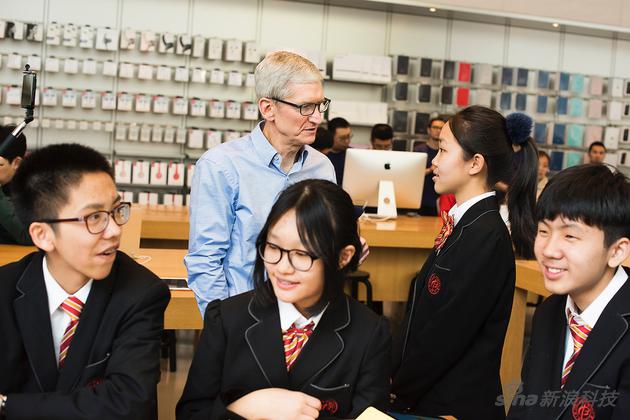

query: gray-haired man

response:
[185,51,337,315]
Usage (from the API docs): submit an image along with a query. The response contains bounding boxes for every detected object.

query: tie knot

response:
[286,321,315,336]
[441,210,454,227]
[568,312,591,343]
[60,296,84,321]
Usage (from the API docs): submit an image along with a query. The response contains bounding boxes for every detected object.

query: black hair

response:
[371,124,394,141]
[0,125,27,162]
[327,117,350,137]
[253,179,362,315]
[428,115,448,127]
[11,143,114,227]
[536,164,630,247]
[312,127,333,152]
[449,106,538,259]
[588,141,606,153]
[538,150,550,162]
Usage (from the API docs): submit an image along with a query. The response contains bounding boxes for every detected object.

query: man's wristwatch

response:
[0,394,7,418]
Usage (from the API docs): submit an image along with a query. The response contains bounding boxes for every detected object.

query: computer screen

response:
[342,149,427,211]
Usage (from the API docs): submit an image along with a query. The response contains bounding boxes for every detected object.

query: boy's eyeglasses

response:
[258,241,319,271]
[36,202,131,234]
[271,97,331,116]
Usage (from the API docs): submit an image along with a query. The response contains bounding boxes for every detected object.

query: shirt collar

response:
[277,298,327,331]
[42,256,93,316]
[250,121,308,169]
[448,191,496,226]
[565,265,628,329]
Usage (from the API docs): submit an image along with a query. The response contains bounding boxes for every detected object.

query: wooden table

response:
[0,245,203,331]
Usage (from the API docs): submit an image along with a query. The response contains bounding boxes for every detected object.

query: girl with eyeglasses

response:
[177,179,391,420]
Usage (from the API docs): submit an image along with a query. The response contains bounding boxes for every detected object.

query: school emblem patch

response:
[572,396,595,420]
[321,399,338,414]
[427,274,441,295]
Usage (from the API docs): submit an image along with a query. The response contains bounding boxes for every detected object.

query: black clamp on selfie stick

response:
[0,65,37,159]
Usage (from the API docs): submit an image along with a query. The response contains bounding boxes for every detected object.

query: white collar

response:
[42,256,93,316]
[565,265,628,329]
[448,191,496,226]
[277,298,327,332]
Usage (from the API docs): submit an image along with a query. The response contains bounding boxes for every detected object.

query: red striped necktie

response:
[561,311,592,387]
[283,322,315,371]
[58,296,84,368]
[434,210,455,251]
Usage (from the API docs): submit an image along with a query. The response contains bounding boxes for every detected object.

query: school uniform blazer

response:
[176,290,391,420]
[507,267,630,420]
[391,196,515,420]
[0,251,170,420]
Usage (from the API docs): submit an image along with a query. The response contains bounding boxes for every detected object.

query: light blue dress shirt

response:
[185,122,336,315]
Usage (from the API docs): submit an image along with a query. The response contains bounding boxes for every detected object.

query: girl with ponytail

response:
[391,106,538,420]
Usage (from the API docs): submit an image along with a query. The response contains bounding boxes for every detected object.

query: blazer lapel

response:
[56,260,116,392]
[438,196,500,258]
[290,295,350,390]
[556,278,630,418]
[13,252,59,392]
[245,296,290,389]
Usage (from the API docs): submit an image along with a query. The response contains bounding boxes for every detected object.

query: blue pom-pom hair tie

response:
[505,113,533,145]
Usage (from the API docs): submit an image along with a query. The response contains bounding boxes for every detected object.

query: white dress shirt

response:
[277,299,327,332]
[42,256,93,365]
[448,191,496,226]
[562,266,628,369]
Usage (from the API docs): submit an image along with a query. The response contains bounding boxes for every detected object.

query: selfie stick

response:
[0,65,37,158]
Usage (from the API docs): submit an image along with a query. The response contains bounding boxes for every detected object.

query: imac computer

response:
[342,149,427,218]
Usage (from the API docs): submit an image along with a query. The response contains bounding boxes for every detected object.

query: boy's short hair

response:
[588,141,606,152]
[371,124,394,141]
[11,143,114,227]
[536,164,630,247]
[0,125,27,162]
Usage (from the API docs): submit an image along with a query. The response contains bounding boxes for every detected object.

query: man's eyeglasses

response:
[338,134,354,142]
[36,202,132,234]
[271,97,331,116]
[258,241,319,272]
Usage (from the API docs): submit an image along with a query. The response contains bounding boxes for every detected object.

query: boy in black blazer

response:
[0,144,170,420]
[508,164,630,420]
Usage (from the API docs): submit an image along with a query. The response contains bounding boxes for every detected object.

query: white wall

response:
[1,0,630,149]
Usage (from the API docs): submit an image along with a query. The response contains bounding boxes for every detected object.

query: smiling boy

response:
[0,144,170,420]
[508,164,630,419]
